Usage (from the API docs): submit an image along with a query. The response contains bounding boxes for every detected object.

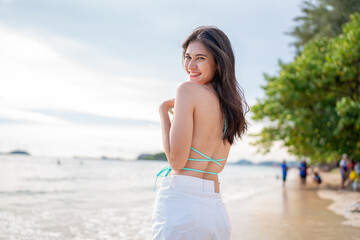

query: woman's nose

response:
[187,59,197,70]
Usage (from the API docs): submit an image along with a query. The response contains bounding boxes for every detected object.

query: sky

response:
[0,0,303,162]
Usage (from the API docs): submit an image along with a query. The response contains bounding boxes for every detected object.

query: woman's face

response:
[184,41,217,84]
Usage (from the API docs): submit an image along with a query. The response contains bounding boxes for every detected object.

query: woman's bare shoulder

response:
[177,81,204,90]
[176,81,211,98]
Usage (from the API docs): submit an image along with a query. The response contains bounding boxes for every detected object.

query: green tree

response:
[288,0,360,53]
[252,13,360,163]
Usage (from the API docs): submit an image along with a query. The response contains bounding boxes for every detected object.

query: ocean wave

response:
[23,176,99,182]
[0,190,76,196]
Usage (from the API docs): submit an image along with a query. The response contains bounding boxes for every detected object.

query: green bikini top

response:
[154,113,227,191]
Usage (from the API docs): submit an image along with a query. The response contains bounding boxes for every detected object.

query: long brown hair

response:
[182,26,249,144]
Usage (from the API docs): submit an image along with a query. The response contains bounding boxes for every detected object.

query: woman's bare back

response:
[171,82,231,190]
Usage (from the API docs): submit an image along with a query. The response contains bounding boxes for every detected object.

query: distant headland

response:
[137,152,167,161]
[0,149,31,156]
[231,159,298,167]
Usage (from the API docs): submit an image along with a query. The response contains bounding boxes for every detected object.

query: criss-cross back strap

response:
[188,147,226,167]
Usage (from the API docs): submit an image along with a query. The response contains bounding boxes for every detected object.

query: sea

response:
[0,155,286,240]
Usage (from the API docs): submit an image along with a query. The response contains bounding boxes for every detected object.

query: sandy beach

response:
[227,170,360,240]
[317,171,360,229]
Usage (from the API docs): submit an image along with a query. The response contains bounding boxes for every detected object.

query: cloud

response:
[0,106,67,125]
[0,25,177,124]
[0,24,174,158]
[33,109,159,126]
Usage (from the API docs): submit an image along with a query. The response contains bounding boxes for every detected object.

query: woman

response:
[152,26,248,240]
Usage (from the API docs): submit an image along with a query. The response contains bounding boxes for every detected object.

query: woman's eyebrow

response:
[185,53,207,57]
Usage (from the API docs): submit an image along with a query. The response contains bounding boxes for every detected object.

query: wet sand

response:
[228,175,360,240]
[317,171,360,228]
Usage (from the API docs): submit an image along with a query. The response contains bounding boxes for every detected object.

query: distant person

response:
[313,171,322,186]
[348,158,355,171]
[299,160,307,189]
[281,160,288,186]
[355,161,360,176]
[345,164,359,191]
[354,161,360,190]
[339,154,349,189]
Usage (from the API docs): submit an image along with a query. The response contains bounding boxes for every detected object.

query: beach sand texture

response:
[318,172,360,229]
[228,172,360,240]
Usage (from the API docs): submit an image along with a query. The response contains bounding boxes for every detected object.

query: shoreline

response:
[227,170,360,240]
[316,171,360,228]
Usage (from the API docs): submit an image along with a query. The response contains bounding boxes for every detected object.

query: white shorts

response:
[151,175,231,240]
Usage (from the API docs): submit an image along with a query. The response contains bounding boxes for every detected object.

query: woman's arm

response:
[159,82,196,170]
[159,99,173,162]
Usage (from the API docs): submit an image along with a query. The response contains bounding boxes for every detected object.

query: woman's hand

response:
[159,98,175,115]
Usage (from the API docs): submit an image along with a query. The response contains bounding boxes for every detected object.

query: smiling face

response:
[184,41,217,84]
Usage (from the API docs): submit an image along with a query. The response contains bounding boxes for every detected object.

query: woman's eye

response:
[197,57,205,60]
[185,56,191,60]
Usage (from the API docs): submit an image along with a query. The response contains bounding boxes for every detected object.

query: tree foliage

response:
[252,13,360,163]
[288,0,360,53]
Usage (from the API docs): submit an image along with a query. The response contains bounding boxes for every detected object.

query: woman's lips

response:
[189,72,201,77]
